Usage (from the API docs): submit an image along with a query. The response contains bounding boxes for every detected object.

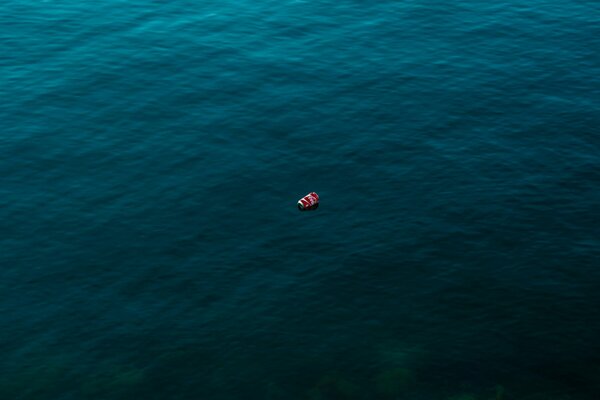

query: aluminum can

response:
[297,192,319,211]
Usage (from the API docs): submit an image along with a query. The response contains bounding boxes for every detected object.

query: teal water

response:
[1,1,599,399]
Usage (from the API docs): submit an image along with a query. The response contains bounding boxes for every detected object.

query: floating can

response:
[298,192,319,211]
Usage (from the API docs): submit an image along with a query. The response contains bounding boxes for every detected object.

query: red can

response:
[298,192,319,211]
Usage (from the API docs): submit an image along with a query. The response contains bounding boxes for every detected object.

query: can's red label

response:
[298,192,319,211]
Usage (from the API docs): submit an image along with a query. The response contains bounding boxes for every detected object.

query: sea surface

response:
[1,1,599,399]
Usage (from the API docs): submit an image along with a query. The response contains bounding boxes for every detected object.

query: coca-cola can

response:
[298,192,319,211]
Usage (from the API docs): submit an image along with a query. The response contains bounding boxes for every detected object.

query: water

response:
[1,1,599,399]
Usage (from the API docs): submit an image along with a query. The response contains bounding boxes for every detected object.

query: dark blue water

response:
[1,1,599,399]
